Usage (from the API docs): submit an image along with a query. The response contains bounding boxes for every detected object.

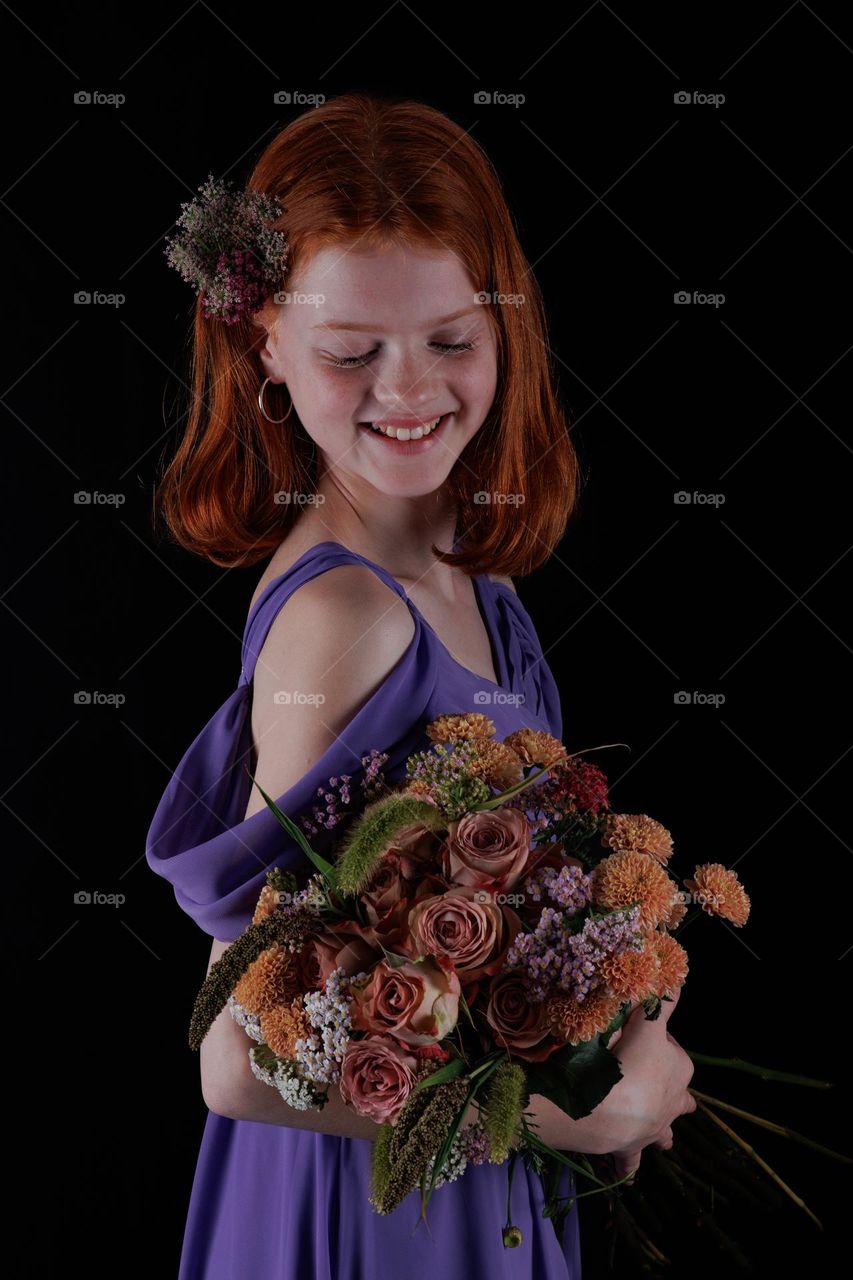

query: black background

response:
[5,3,851,1276]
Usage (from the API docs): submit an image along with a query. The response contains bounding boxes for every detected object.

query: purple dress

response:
[146,540,583,1279]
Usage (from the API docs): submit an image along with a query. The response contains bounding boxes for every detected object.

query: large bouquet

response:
[190,712,751,1247]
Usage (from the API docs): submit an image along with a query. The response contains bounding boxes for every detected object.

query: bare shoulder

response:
[244,565,415,820]
[488,572,517,594]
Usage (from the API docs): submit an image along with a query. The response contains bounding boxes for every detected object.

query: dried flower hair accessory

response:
[164,173,289,325]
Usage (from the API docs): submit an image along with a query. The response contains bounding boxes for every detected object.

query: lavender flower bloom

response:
[505,903,643,1003]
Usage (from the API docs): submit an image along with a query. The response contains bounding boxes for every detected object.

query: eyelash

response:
[327,341,476,368]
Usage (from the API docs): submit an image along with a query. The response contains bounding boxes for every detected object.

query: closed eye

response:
[326,341,476,368]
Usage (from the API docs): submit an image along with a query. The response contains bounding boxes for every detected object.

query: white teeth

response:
[368,415,444,440]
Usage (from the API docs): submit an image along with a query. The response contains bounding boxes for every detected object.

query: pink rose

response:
[407,886,524,981]
[297,927,381,991]
[361,851,407,926]
[339,1035,420,1125]
[385,821,443,881]
[484,972,563,1063]
[349,956,461,1045]
[445,808,532,893]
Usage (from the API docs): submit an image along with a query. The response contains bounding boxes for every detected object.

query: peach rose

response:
[445,808,532,893]
[407,886,524,981]
[485,972,563,1063]
[349,956,460,1045]
[339,1035,420,1125]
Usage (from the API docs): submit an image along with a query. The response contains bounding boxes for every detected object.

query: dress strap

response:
[239,541,410,687]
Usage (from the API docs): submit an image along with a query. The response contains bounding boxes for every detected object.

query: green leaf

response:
[250,774,339,890]
[411,1057,467,1092]
[525,1036,624,1120]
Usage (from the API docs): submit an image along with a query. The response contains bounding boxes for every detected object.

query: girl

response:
[146,91,694,1280]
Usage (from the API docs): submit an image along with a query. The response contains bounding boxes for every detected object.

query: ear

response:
[250,300,284,382]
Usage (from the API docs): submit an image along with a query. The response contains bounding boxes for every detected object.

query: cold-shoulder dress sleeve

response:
[145,546,440,942]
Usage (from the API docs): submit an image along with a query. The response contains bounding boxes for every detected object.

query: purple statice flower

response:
[299,750,391,837]
[505,903,643,1003]
[525,863,591,913]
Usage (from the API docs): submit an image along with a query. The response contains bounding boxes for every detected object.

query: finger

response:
[652,1127,674,1151]
[611,1149,643,1182]
[658,984,684,1023]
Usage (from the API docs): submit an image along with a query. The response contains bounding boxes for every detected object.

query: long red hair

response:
[153,92,581,576]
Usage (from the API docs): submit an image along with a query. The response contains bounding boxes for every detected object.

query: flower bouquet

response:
[189,712,752,1247]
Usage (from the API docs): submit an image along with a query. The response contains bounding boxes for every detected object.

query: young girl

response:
[146,91,695,1280]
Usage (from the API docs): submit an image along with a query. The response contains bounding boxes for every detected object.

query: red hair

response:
[153,92,581,577]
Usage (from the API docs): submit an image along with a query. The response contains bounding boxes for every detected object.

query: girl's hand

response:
[605,986,696,1181]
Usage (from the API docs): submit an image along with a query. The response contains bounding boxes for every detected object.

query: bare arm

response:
[200,565,478,1136]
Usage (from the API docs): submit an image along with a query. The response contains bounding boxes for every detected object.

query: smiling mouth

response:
[358,413,451,441]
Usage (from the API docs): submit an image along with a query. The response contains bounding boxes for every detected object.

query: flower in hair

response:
[164,172,289,324]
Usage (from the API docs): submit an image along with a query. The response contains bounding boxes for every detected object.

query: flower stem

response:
[689,1088,852,1163]
[683,1050,833,1088]
[694,1100,824,1230]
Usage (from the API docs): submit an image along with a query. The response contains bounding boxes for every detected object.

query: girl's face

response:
[257,244,498,498]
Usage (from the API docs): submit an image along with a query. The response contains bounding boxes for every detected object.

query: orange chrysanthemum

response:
[233,944,299,1016]
[592,852,676,930]
[425,712,496,742]
[664,891,688,929]
[502,728,567,770]
[599,944,660,1003]
[602,813,674,865]
[684,863,750,928]
[544,987,624,1045]
[644,929,689,996]
[464,737,526,790]
[259,996,312,1058]
[252,883,282,924]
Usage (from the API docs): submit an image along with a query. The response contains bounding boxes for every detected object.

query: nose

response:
[371,346,444,417]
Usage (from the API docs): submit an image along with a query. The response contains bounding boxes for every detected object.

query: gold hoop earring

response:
[258,377,293,424]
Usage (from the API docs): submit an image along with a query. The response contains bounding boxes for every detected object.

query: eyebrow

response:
[311,305,482,333]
